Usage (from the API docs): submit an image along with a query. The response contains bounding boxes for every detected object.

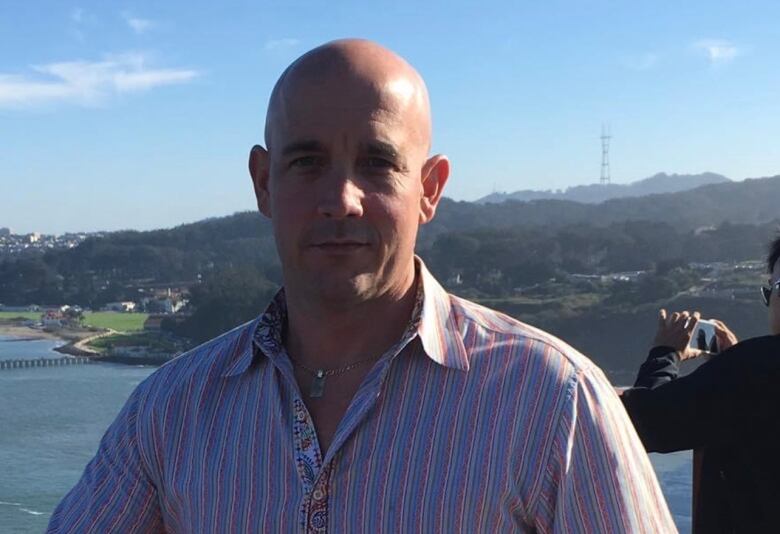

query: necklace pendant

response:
[309,369,326,398]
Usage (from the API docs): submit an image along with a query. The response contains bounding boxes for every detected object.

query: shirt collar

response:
[221,288,286,377]
[414,257,470,371]
[220,314,265,377]
[222,256,470,377]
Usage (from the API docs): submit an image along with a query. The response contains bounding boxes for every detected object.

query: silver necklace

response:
[289,355,378,398]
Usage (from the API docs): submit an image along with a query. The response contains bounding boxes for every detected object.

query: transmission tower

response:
[600,124,611,185]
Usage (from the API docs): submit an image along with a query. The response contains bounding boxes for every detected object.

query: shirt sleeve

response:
[632,346,680,389]
[620,347,738,453]
[46,383,164,533]
[533,366,677,534]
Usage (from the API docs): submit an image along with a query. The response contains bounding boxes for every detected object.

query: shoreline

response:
[0,324,66,342]
[0,321,173,364]
[0,322,103,356]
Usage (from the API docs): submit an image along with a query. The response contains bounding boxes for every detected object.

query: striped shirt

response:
[48,259,675,533]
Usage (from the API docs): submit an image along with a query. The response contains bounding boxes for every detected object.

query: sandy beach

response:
[0,321,105,356]
[0,323,65,342]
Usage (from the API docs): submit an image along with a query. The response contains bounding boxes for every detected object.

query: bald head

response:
[248,39,450,309]
[264,39,432,153]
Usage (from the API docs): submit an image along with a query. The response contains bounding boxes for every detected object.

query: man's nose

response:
[317,172,364,219]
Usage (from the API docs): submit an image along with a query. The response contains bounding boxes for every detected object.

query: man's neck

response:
[284,264,418,370]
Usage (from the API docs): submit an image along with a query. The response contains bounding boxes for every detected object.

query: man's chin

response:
[308,274,375,306]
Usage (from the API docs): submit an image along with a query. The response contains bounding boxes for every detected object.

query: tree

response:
[171,266,278,343]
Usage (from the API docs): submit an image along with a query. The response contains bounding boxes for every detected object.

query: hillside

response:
[3,174,780,307]
[2,174,779,379]
[477,172,730,204]
[421,174,780,247]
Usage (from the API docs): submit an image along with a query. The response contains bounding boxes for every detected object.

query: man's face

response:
[769,259,780,335]
[255,74,438,306]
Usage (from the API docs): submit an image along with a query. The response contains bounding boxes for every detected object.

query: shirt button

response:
[313,489,324,501]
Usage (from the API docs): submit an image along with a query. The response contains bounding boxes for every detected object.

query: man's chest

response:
[292,366,367,455]
[154,378,535,533]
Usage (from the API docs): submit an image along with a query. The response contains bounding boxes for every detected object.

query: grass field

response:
[0,310,148,331]
[83,312,148,332]
[0,311,40,321]
[88,331,178,352]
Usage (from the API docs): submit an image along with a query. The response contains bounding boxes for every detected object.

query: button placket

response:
[292,398,322,490]
[306,465,331,533]
[291,397,331,532]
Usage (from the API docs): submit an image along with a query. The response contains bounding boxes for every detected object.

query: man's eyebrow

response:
[363,141,402,160]
[281,140,325,156]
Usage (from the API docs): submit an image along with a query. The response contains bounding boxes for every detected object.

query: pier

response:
[0,356,92,370]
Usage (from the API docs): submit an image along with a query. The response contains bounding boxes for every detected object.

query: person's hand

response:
[712,319,738,351]
[652,309,705,361]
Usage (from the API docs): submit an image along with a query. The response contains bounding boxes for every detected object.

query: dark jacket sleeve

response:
[632,345,681,389]
[620,345,739,453]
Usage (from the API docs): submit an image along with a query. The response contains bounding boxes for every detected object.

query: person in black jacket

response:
[621,235,780,533]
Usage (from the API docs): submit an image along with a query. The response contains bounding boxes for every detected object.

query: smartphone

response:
[688,319,719,354]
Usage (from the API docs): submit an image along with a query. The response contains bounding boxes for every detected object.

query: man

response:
[48,39,674,533]
[621,236,780,532]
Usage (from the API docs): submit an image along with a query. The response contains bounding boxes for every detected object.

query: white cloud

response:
[0,53,199,109]
[693,39,740,65]
[264,38,300,51]
[122,12,155,34]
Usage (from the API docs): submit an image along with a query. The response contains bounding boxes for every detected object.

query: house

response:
[41,310,64,329]
[159,298,187,314]
[142,297,188,314]
[104,301,137,312]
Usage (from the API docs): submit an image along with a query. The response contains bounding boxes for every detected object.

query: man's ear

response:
[419,154,450,224]
[249,145,271,218]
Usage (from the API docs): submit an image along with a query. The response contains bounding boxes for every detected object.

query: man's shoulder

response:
[134,319,258,401]
[448,293,600,375]
[729,334,780,354]
[714,334,780,373]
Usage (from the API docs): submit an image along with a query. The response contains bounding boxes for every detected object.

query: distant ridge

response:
[101,173,778,248]
[416,174,780,247]
[3,173,780,315]
[478,172,730,204]
[6,173,777,251]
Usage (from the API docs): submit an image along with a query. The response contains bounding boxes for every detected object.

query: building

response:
[104,301,137,313]
[41,310,64,329]
[159,298,187,314]
[141,295,188,314]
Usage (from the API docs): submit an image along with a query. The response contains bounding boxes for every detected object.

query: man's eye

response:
[362,157,394,169]
[289,156,321,168]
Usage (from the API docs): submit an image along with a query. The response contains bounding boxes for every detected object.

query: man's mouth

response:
[311,241,369,250]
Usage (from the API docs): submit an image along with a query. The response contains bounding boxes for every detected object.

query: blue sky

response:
[2,0,779,234]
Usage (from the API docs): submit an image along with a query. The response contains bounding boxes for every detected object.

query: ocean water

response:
[0,336,64,360]
[0,336,693,532]
[650,451,692,532]
[0,336,156,533]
